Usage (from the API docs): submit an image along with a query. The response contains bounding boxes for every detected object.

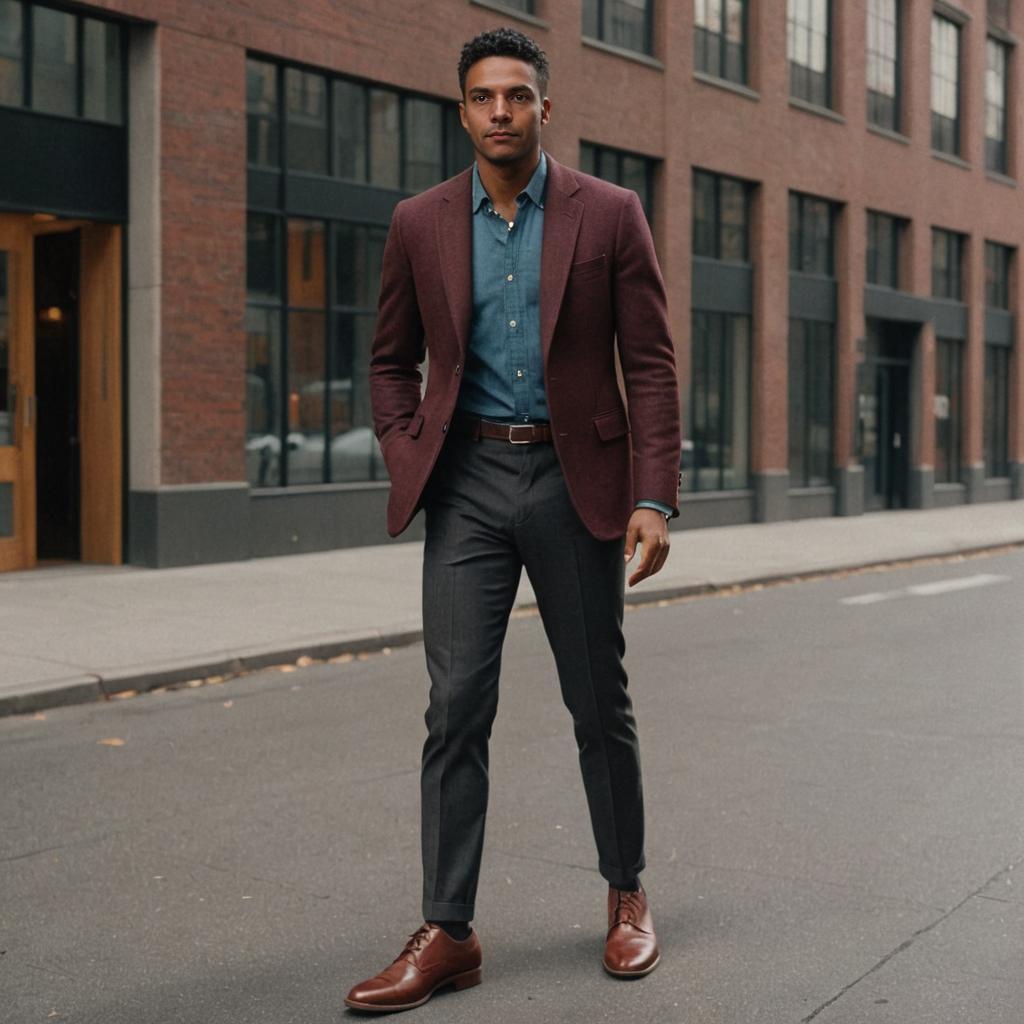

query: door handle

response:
[892,432,901,450]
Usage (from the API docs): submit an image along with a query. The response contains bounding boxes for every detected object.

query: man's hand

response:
[624,508,671,587]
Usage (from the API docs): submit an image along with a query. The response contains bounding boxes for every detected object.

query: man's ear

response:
[458,101,468,130]
[540,97,551,127]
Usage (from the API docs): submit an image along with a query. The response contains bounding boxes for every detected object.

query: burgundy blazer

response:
[369,153,681,540]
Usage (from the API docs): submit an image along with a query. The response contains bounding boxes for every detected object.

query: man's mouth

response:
[488,131,516,139]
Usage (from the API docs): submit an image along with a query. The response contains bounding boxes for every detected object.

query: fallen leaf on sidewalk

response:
[111,690,137,700]
[33,712,46,721]
[97,738,125,747]
[329,653,354,664]
[296,656,314,667]
[223,700,234,708]
[279,665,298,673]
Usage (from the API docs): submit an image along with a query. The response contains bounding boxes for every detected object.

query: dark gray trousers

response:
[419,434,646,922]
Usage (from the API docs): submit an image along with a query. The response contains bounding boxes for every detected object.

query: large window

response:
[583,0,653,56]
[867,211,902,289]
[935,338,962,484]
[789,319,835,488]
[985,241,1012,309]
[694,0,747,85]
[788,0,831,108]
[985,37,1009,174]
[686,312,750,492]
[984,241,1013,479]
[789,192,834,276]
[693,169,751,262]
[0,1,123,122]
[867,0,900,131]
[931,14,960,156]
[579,142,656,223]
[932,228,964,301]
[245,58,474,489]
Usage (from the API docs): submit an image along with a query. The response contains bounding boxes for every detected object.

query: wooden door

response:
[0,215,36,572]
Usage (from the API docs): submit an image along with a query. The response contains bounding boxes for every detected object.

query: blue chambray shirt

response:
[458,153,548,423]
[457,152,673,519]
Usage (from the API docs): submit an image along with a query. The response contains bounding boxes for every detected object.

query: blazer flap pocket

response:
[593,408,630,441]
[569,253,607,280]
[406,412,425,439]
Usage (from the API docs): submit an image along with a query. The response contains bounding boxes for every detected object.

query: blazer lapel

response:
[540,155,583,366]
[436,170,473,359]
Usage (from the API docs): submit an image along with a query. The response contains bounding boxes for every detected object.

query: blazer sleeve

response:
[612,190,682,514]
[369,202,426,448]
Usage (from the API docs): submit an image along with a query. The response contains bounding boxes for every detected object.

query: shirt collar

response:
[472,151,548,214]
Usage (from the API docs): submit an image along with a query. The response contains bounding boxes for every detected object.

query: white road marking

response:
[906,573,1011,596]
[841,573,1011,606]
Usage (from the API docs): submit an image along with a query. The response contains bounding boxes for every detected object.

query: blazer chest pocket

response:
[569,253,607,283]
[593,408,630,441]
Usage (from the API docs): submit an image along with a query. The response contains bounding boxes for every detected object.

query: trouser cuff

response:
[599,856,646,890]
[423,898,475,922]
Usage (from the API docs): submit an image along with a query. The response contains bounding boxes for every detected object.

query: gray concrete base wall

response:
[933,483,967,509]
[787,487,836,520]
[754,471,789,523]
[677,491,755,530]
[836,466,865,517]
[908,467,936,509]
[1013,462,1024,499]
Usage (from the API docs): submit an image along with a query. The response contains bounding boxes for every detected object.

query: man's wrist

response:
[635,500,673,521]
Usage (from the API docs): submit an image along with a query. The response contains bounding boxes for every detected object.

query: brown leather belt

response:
[452,416,553,444]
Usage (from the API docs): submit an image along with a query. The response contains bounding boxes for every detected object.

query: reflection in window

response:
[788,0,831,108]
[369,89,401,189]
[693,169,750,262]
[31,5,76,117]
[866,211,901,288]
[985,241,1012,310]
[931,228,964,301]
[83,17,122,123]
[685,311,750,493]
[694,0,746,85]
[334,78,367,183]
[0,0,23,107]
[404,98,443,194]
[985,344,1010,479]
[583,0,653,56]
[247,59,279,168]
[931,15,960,155]
[789,192,835,276]
[286,68,328,174]
[579,142,656,223]
[789,318,834,488]
[245,307,282,487]
[866,0,899,131]
[935,338,961,484]
[985,38,1008,174]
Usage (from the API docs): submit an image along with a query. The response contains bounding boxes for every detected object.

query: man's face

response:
[459,56,550,167]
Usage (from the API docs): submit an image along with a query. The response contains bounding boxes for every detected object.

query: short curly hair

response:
[458,27,550,98]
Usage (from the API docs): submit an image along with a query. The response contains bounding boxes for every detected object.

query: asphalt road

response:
[2,549,1022,1024]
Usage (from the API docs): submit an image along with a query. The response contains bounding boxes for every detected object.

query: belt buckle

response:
[507,424,533,444]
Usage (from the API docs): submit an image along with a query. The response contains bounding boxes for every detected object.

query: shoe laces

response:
[613,888,643,927]
[394,923,435,964]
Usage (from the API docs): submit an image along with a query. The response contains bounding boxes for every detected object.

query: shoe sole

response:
[602,953,661,979]
[344,966,482,1013]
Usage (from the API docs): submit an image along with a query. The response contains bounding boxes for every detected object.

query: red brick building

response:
[0,0,1020,569]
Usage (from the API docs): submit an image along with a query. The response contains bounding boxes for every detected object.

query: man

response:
[346,27,681,1013]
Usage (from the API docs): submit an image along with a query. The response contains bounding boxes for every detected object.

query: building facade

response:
[0,0,1021,570]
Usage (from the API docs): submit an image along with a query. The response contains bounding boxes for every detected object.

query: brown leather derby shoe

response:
[344,922,482,1013]
[603,884,660,978]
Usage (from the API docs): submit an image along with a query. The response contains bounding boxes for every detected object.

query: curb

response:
[2,539,1020,720]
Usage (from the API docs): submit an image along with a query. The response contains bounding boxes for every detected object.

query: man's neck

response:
[476,149,542,206]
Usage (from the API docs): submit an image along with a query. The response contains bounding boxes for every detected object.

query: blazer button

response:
[455,364,462,375]
[442,422,448,433]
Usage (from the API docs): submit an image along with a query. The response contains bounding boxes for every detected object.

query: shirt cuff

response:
[635,500,674,519]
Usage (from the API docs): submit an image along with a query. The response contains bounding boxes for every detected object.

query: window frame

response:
[787,0,833,109]
[930,13,961,156]
[583,0,655,57]
[866,0,901,132]
[693,0,748,86]
[985,35,1009,175]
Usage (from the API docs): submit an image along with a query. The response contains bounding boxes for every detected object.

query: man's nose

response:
[491,98,511,121]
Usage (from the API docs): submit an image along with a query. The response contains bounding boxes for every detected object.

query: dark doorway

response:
[35,230,81,561]
[860,319,914,511]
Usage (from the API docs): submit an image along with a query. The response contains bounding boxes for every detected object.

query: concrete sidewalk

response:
[1,501,1021,716]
